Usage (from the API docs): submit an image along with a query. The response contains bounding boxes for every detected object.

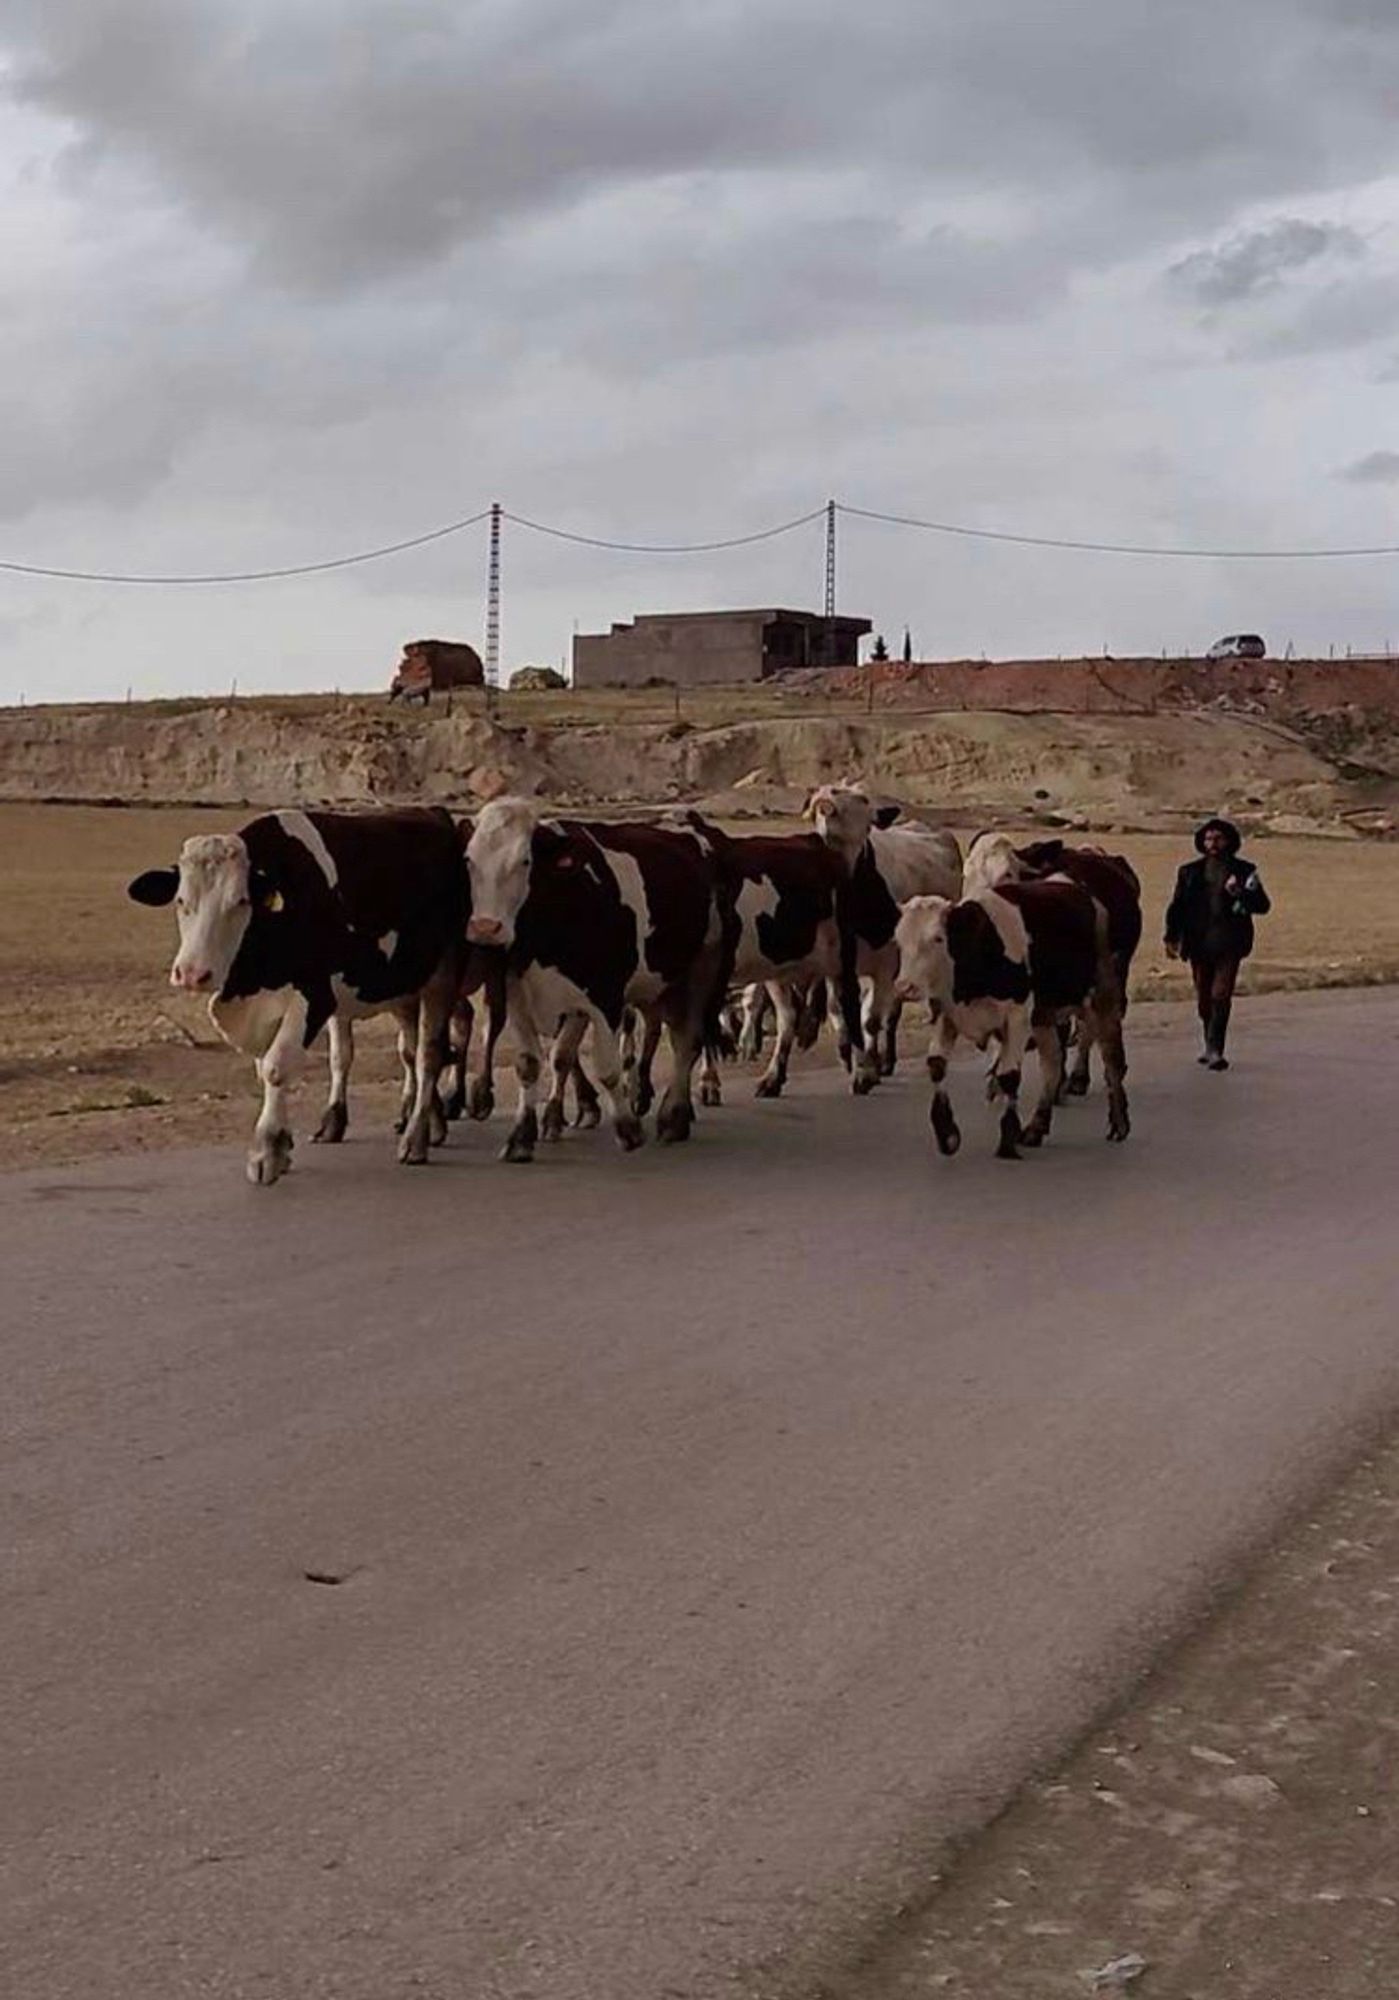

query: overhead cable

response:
[838,502,1399,561]
[0,509,493,585]
[503,507,827,553]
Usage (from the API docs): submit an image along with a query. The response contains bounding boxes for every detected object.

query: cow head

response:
[127,833,277,993]
[804,784,874,870]
[465,798,578,949]
[962,830,1025,894]
[893,895,954,1005]
[1015,838,1065,876]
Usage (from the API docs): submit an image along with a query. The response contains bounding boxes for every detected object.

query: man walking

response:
[1164,817,1271,1071]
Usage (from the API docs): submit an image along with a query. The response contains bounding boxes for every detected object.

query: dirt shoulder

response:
[808,1422,1399,2000]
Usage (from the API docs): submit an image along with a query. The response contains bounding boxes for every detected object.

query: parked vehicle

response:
[1206,633,1267,661]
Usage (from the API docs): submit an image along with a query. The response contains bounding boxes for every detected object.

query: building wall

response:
[573,613,770,687]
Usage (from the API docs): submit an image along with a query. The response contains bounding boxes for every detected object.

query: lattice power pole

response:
[824,498,837,618]
[484,501,502,710]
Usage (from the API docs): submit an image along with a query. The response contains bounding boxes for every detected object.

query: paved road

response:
[5,990,1399,2000]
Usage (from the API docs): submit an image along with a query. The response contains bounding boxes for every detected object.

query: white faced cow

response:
[464,799,728,1163]
[805,784,963,1087]
[127,807,468,1184]
[895,879,1130,1160]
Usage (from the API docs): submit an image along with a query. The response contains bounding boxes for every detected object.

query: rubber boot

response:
[1206,1000,1232,1071]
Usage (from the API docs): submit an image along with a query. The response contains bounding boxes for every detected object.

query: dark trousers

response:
[1190,955,1240,1052]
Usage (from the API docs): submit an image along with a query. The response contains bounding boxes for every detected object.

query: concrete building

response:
[571,608,872,688]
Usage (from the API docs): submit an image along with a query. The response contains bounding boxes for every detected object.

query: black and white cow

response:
[894,879,1130,1160]
[805,785,963,1086]
[127,807,469,1184]
[464,799,729,1162]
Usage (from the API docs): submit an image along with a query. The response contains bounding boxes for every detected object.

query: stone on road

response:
[3,990,1398,2000]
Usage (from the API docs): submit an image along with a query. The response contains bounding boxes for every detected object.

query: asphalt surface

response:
[5,989,1399,2000]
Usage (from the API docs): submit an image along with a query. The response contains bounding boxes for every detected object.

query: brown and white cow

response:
[658,813,863,1104]
[894,879,1130,1160]
[127,807,470,1184]
[805,785,963,1086]
[963,831,1141,1097]
[464,799,728,1162]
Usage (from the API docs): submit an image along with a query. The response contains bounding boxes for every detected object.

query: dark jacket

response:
[1164,854,1271,962]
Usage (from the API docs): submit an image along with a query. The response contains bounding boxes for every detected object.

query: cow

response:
[652,813,863,1105]
[894,880,1130,1160]
[804,785,963,1086]
[1014,838,1142,1096]
[126,807,471,1184]
[963,831,1141,1097]
[463,799,728,1163]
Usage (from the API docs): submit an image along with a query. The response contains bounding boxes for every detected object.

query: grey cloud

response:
[1339,450,1399,484]
[1169,218,1364,306]
[1248,271,1399,357]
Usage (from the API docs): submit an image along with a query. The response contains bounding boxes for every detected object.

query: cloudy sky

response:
[3,0,1399,704]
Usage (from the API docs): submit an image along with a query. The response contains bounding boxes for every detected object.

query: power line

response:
[503,507,827,553]
[838,502,1399,561]
[0,509,493,585]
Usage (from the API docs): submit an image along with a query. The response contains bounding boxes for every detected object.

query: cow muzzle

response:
[466,915,509,946]
[171,963,214,991]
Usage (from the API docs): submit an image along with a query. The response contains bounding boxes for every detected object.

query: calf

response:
[894,880,1130,1160]
[464,799,727,1162]
[127,807,468,1184]
[806,785,963,1086]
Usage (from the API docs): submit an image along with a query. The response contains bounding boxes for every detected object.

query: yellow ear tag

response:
[265,889,285,913]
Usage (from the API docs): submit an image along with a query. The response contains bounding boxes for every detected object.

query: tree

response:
[871,634,890,662]
[901,627,913,664]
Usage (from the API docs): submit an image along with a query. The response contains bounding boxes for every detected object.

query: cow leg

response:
[585,1016,645,1150]
[621,1004,662,1118]
[754,984,799,1098]
[440,998,474,1121]
[501,988,543,1163]
[543,1013,588,1142]
[825,979,854,1073]
[1064,1013,1093,1097]
[1021,1016,1065,1149]
[398,974,453,1165]
[391,1006,417,1135]
[312,1015,352,1144]
[248,995,310,1186]
[656,978,711,1144]
[737,983,768,1063]
[1089,995,1132,1141]
[988,1009,1029,1159]
[794,979,825,1052]
[467,973,507,1121]
[881,997,902,1078]
[926,1013,961,1157]
[853,950,898,1095]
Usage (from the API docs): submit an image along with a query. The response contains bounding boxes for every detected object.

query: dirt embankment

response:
[2,664,1394,832]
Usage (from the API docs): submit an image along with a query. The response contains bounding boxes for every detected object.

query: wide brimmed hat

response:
[1194,816,1243,854]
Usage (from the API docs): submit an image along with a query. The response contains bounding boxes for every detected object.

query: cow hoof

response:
[541,1101,566,1143]
[656,1103,694,1144]
[851,1067,879,1097]
[1107,1112,1132,1142]
[1020,1124,1047,1149]
[699,1080,723,1109]
[930,1100,960,1156]
[1064,1072,1090,1099]
[311,1104,348,1145]
[397,1130,430,1166]
[754,1076,784,1100]
[247,1134,293,1186]
[573,1101,602,1131]
[995,1141,1022,1160]
[428,1101,448,1146]
[614,1115,646,1152]
[442,1092,465,1123]
[500,1139,535,1164]
[466,1078,495,1122]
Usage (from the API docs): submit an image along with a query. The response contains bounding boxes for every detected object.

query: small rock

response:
[1219,1772,1284,1809]
[1189,1744,1237,1768]
[1086,1951,1148,1988]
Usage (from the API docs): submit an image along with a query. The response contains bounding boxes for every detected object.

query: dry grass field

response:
[3,800,1398,1170]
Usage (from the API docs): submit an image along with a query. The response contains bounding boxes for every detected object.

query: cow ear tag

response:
[265,888,285,912]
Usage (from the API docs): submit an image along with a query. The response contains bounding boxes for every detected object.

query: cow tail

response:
[834,882,864,1054]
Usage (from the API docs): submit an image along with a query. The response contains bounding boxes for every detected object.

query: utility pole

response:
[824,499,836,619]
[485,501,502,714]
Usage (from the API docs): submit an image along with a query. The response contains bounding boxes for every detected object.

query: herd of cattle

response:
[126,788,1143,1185]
